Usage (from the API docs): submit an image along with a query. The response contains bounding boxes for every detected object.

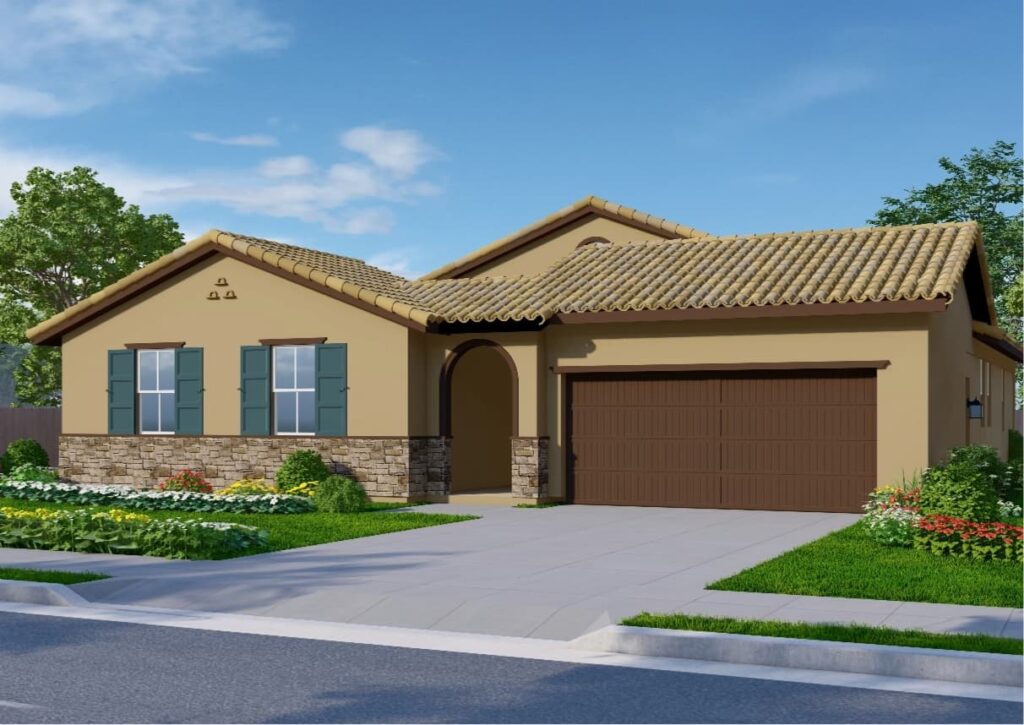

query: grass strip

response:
[0,497,477,559]
[622,612,1023,656]
[707,521,1023,609]
[0,566,109,585]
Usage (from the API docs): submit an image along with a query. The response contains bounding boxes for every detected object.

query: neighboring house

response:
[27,196,1023,512]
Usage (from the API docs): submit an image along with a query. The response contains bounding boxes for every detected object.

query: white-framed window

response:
[273,345,315,435]
[138,349,175,434]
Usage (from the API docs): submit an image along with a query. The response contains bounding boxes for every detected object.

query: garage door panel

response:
[568,370,877,512]
[572,406,718,439]
[721,372,875,406]
[722,440,876,475]
[720,406,875,440]
[721,474,876,512]
[572,470,720,507]
[574,438,717,473]
[572,375,719,407]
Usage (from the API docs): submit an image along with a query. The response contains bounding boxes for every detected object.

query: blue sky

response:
[0,0,1020,278]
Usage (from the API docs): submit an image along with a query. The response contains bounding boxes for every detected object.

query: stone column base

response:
[510,436,550,502]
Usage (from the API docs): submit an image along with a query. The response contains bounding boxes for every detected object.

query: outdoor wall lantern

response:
[966,397,984,420]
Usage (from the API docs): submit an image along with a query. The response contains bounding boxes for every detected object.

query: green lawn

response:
[0,497,477,559]
[621,613,1023,656]
[0,566,108,585]
[708,522,1023,608]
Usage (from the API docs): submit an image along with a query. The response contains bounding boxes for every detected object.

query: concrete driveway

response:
[0,505,859,639]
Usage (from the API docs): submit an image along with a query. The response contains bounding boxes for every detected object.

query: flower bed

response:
[0,506,266,559]
[0,480,314,514]
[862,485,922,546]
[914,515,1023,562]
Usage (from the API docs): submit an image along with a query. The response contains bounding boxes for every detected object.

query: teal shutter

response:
[240,346,271,435]
[315,343,347,436]
[175,348,204,435]
[108,350,135,434]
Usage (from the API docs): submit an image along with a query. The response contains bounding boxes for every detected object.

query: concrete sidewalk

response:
[1,504,1020,640]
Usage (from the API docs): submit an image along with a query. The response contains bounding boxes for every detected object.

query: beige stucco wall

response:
[928,283,1017,461]
[463,216,672,278]
[540,315,935,498]
[61,253,411,436]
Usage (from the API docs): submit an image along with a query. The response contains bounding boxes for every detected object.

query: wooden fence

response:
[0,408,61,466]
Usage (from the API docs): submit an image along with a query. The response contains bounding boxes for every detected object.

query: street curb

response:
[0,580,90,607]
[569,625,1023,687]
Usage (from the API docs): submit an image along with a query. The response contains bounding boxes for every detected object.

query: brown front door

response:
[567,370,877,512]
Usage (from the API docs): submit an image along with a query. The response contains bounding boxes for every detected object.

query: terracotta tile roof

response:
[220,232,423,306]
[406,220,984,323]
[25,218,992,344]
[419,195,711,280]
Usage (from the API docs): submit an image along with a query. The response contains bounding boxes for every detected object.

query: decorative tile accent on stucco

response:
[59,435,451,499]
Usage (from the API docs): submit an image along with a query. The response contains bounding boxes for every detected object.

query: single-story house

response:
[28,196,1022,512]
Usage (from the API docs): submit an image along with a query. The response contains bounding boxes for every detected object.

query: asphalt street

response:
[0,612,1019,724]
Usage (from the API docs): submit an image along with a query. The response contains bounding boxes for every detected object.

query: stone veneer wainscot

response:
[59,435,450,501]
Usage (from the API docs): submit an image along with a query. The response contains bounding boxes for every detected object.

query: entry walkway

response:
[1,505,1020,640]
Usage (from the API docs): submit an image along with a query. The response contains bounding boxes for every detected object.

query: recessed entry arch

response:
[439,340,519,493]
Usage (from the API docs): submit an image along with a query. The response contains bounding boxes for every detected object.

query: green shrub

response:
[0,506,267,559]
[1,439,48,474]
[276,450,330,491]
[919,447,999,522]
[5,463,58,483]
[314,475,368,513]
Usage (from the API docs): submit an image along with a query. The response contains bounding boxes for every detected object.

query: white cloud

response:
[0,83,75,118]
[0,122,442,235]
[191,132,279,148]
[0,0,289,117]
[258,155,315,178]
[0,142,187,216]
[755,66,874,118]
[366,249,422,279]
[336,208,394,236]
[689,63,875,146]
[340,126,438,179]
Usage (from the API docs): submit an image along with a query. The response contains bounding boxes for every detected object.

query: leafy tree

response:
[0,167,182,406]
[869,141,1023,339]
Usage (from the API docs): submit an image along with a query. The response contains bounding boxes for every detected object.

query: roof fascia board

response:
[972,331,1024,364]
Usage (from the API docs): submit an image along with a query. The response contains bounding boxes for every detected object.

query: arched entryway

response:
[440,340,518,494]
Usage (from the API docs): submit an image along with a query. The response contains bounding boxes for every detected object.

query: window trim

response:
[272,345,316,436]
[137,348,176,436]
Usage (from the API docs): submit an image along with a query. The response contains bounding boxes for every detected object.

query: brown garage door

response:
[567,370,876,512]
